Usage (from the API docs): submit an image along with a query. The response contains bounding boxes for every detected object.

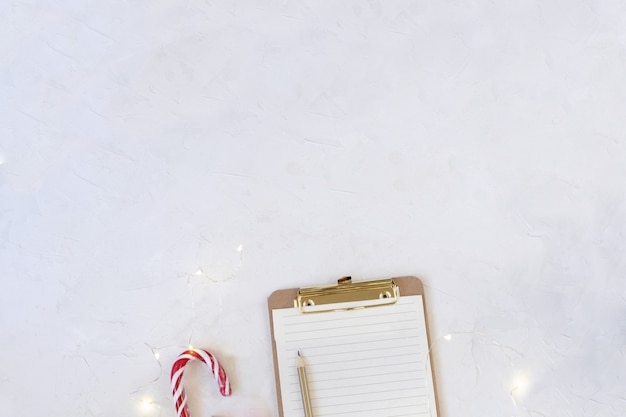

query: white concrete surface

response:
[2,1,625,416]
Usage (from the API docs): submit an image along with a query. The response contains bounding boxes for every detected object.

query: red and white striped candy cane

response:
[171,348,231,417]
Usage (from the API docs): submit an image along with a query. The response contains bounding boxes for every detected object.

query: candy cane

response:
[171,348,231,417]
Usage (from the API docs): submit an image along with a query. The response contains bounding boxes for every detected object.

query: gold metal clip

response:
[296,276,399,313]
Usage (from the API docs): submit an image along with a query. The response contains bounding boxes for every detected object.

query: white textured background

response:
[1,1,625,416]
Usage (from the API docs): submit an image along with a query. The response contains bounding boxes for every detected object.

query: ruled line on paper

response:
[288,374,426,388]
[286,340,420,356]
[294,360,424,376]
[288,369,425,387]
[282,310,419,325]
[296,383,429,401]
[313,393,427,407]
[280,327,422,343]
[289,403,431,417]
[285,318,419,334]
[285,334,423,351]
[316,402,430,417]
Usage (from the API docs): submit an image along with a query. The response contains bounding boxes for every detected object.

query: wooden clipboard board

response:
[267,276,440,417]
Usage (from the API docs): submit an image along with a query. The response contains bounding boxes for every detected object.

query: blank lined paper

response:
[272,295,437,417]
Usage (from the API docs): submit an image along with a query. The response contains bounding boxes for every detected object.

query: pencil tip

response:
[298,350,301,357]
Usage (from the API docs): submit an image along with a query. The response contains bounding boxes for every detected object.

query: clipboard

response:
[268,276,440,417]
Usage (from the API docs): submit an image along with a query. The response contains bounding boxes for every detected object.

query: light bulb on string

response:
[137,398,162,416]
[509,371,531,406]
[186,243,245,284]
[141,399,153,411]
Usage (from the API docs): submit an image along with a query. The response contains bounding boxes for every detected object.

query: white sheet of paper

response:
[272,295,438,417]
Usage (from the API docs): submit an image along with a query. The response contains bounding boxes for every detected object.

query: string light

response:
[137,398,162,416]
[128,345,167,416]
[429,332,533,408]
[141,399,154,411]
[509,371,531,406]
[187,243,245,284]
[144,343,162,372]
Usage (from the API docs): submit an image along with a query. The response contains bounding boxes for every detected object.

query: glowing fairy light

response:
[237,244,243,252]
[509,371,531,406]
[188,344,194,350]
[193,267,204,276]
[154,352,160,360]
[140,399,154,411]
[443,334,452,341]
